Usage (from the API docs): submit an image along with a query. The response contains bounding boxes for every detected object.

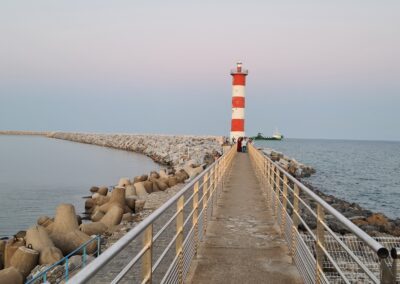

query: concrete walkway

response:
[186,152,303,284]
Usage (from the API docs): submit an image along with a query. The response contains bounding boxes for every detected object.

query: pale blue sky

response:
[1,1,399,140]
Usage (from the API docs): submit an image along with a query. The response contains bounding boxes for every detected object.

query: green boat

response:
[251,132,284,141]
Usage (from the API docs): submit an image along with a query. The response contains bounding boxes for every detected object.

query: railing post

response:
[142,224,153,284]
[65,257,69,281]
[274,169,280,217]
[193,181,199,255]
[202,173,209,236]
[292,184,300,256]
[380,260,395,284]
[316,204,325,284]
[176,195,184,284]
[270,165,275,209]
[281,175,288,235]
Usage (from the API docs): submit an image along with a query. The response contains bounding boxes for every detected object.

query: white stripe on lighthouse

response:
[232,108,245,119]
[232,86,245,97]
[230,131,245,138]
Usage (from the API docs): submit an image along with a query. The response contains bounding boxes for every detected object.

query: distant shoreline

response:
[0,130,49,136]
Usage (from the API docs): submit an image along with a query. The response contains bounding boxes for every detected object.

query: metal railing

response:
[26,235,101,284]
[70,145,236,283]
[248,143,400,283]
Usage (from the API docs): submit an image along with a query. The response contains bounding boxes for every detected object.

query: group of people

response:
[231,136,252,153]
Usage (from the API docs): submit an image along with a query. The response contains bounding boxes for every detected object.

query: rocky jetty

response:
[299,182,400,237]
[47,132,223,170]
[260,147,400,237]
[262,148,316,178]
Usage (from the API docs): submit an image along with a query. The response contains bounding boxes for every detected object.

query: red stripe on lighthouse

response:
[231,119,244,131]
[232,74,246,86]
[232,97,245,108]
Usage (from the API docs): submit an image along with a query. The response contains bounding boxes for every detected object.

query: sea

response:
[0,135,159,237]
[255,139,400,220]
[1,136,399,237]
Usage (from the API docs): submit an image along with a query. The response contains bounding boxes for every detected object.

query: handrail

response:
[248,143,391,284]
[267,150,388,258]
[25,235,100,283]
[70,145,236,283]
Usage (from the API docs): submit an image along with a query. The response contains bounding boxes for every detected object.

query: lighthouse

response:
[230,62,248,142]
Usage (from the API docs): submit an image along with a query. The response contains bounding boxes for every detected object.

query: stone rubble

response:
[262,148,316,178]
[47,132,223,169]
[260,147,400,237]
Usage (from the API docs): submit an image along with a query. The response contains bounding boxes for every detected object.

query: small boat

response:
[272,128,284,140]
[251,131,284,141]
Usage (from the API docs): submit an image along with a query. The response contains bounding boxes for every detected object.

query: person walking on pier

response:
[242,137,248,153]
[237,137,243,152]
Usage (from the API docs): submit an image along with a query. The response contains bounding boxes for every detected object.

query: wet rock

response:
[68,255,82,270]
[90,186,99,193]
[135,200,146,212]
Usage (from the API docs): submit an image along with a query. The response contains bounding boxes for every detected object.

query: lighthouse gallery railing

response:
[248,143,399,284]
[70,145,236,283]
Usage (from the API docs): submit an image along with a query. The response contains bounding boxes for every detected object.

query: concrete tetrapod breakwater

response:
[0,131,225,283]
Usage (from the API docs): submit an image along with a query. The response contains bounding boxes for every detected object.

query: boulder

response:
[143,181,153,193]
[79,222,107,236]
[118,178,131,188]
[94,195,110,206]
[89,186,99,193]
[68,255,82,271]
[98,187,126,213]
[126,196,137,211]
[85,199,95,210]
[134,182,149,197]
[122,213,135,222]
[92,192,100,200]
[125,185,136,197]
[135,200,146,213]
[133,175,148,183]
[0,240,5,270]
[183,165,204,179]
[25,225,63,265]
[366,213,390,231]
[10,246,39,278]
[149,171,160,179]
[167,176,178,187]
[155,179,169,191]
[0,267,23,284]
[100,206,124,228]
[159,170,169,179]
[14,231,26,240]
[4,239,25,268]
[91,210,105,222]
[49,204,96,255]
[97,186,108,196]
[152,181,160,192]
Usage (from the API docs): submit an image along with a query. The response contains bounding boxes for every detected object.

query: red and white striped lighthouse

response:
[230,62,248,142]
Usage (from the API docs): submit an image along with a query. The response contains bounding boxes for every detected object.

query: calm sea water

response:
[0,135,159,237]
[255,139,400,219]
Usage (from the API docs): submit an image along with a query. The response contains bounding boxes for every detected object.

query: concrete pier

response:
[186,152,303,283]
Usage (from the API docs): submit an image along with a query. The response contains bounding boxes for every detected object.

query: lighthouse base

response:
[230,131,245,143]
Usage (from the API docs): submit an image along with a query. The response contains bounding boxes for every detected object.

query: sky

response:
[0,0,399,140]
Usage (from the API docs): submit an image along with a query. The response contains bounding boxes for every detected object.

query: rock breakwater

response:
[260,147,400,237]
[0,131,223,283]
[47,132,223,170]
